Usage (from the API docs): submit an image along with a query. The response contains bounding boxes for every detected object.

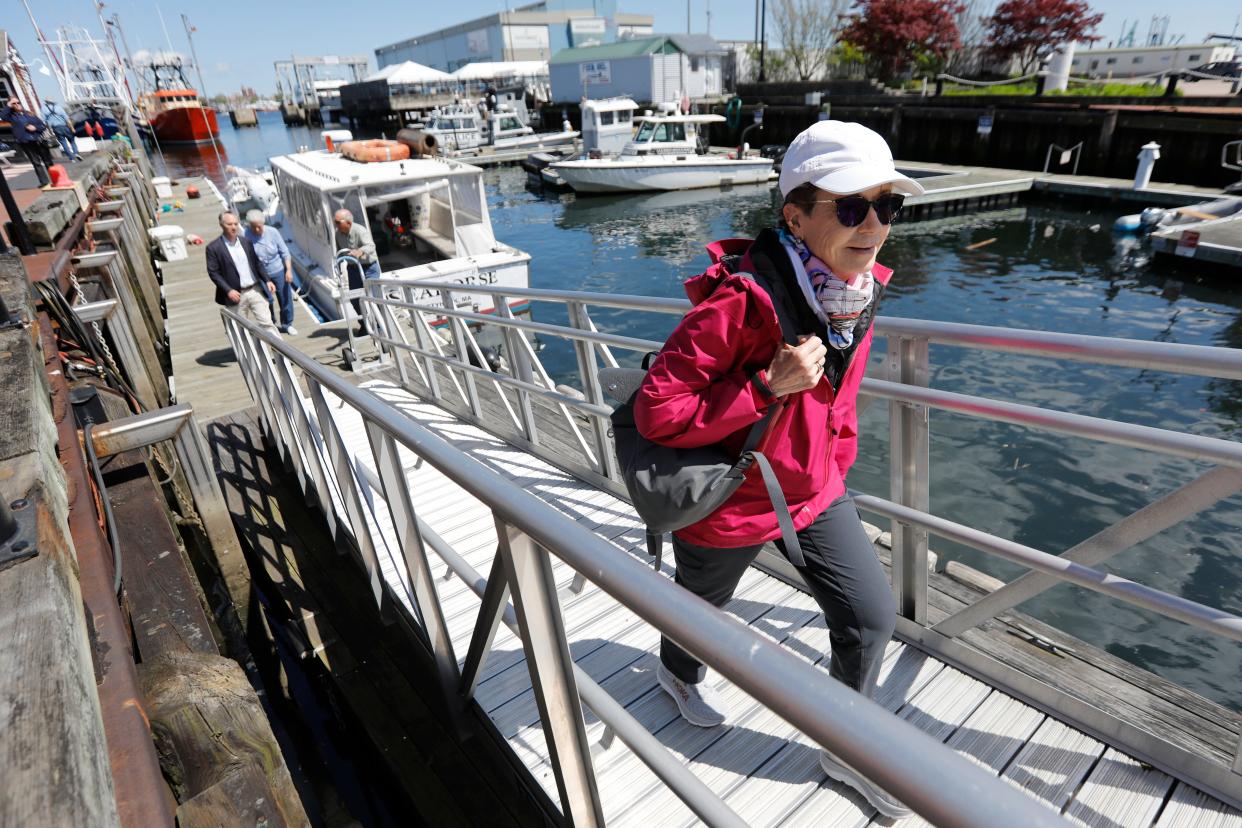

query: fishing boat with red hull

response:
[141,89,219,144]
[132,50,220,145]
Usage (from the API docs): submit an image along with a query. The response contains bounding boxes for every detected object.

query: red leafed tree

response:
[840,0,966,82]
[985,0,1103,74]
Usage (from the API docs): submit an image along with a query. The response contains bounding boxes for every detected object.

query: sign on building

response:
[570,17,606,47]
[505,25,549,52]
[579,60,612,85]
[468,29,490,56]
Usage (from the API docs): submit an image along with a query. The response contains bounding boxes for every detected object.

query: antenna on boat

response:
[180,13,231,193]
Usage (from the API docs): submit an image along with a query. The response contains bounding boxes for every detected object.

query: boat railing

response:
[353,276,1242,805]
[221,305,1068,826]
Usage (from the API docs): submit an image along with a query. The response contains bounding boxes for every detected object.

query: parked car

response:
[1185,60,1242,81]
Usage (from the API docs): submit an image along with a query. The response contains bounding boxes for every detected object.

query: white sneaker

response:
[819,749,913,819]
[284,325,298,335]
[656,663,728,727]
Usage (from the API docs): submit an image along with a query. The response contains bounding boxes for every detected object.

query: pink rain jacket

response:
[634,236,892,549]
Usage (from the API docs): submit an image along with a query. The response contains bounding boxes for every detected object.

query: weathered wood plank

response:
[139,650,309,826]
[176,762,289,828]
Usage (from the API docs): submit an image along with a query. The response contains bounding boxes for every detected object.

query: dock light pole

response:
[758,0,767,82]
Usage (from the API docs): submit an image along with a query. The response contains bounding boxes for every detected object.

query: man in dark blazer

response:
[205,210,280,336]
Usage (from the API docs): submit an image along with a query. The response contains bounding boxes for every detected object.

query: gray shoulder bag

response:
[601,273,806,571]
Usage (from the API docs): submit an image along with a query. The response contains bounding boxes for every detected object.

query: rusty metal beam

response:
[43,316,176,827]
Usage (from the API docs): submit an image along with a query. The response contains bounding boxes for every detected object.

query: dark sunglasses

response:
[810,193,905,227]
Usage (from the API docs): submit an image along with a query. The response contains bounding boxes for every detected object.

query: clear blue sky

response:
[6,0,1240,99]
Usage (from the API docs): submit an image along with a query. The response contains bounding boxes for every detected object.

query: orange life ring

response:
[340,139,411,163]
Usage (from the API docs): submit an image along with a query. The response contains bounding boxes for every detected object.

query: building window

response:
[1189,54,1201,61]
[1132,57,1143,64]
[1106,58,1116,65]
[690,56,701,71]
[1090,60,1099,70]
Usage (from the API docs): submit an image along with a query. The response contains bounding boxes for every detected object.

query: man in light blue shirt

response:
[244,210,297,334]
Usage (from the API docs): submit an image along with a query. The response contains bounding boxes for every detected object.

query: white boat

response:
[549,113,773,194]
[267,136,530,322]
[1114,196,1242,233]
[421,103,577,156]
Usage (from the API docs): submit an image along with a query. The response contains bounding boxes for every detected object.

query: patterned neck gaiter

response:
[780,229,875,350]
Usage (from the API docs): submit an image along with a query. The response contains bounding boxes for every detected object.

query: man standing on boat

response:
[1,98,53,187]
[206,210,280,337]
[244,210,297,335]
[333,209,380,335]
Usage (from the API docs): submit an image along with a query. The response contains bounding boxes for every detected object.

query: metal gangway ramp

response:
[220,275,1242,827]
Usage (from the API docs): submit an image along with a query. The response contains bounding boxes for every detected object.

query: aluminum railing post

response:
[889,335,930,624]
[494,518,603,827]
[458,551,511,700]
[442,288,482,417]
[567,301,617,481]
[306,377,386,605]
[407,286,441,398]
[497,296,538,444]
[364,422,461,709]
[274,355,336,515]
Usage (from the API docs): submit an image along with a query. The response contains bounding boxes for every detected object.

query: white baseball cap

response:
[778,120,924,198]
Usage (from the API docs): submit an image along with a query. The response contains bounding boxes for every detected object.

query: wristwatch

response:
[750,369,778,404]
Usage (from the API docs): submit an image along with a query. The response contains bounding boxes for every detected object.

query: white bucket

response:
[149,224,187,261]
[152,176,174,199]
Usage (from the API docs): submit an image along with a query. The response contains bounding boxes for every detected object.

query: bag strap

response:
[750,451,805,567]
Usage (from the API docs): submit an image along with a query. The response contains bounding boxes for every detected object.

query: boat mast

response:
[181,14,229,189]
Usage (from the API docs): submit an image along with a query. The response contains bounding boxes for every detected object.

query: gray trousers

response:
[660,494,896,697]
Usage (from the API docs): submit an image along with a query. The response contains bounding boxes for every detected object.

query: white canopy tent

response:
[450,61,548,83]
[384,60,454,85]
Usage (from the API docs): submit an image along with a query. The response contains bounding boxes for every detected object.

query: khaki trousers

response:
[235,287,280,337]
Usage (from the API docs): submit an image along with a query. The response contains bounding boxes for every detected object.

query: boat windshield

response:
[634,121,686,143]
[496,116,524,132]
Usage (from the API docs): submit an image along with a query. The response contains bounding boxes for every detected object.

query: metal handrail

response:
[862,377,1242,468]
[874,316,1242,380]
[222,307,1068,827]
[853,492,1242,643]
[351,277,1242,803]
[370,279,1242,379]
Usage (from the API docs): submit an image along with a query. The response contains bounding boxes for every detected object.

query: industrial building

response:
[1071,42,1237,79]
[548,34,727,104]
[374,0,653,73]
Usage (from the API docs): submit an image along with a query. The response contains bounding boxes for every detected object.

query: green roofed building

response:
[549,34,726,104]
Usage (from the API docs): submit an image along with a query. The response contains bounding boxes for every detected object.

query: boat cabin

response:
[581,97,638,155]
[270,149,502,278]
[623,113,723,157]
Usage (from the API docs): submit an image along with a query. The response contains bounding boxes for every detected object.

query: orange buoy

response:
[186,184,201,199]
[340,139,411,163]
[47,165,71,187]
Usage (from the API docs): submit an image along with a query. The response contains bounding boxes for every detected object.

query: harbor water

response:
[171,114,1241,715]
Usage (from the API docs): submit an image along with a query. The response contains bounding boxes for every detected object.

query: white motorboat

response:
[549,113,773,194]
[1114,196,1242,233]
[267,135,530,322]
[421,103,577,156]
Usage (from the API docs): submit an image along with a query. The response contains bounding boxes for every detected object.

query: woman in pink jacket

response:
[633,121,924,819]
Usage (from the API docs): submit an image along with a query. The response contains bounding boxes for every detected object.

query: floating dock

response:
[1149,213,1242,268]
